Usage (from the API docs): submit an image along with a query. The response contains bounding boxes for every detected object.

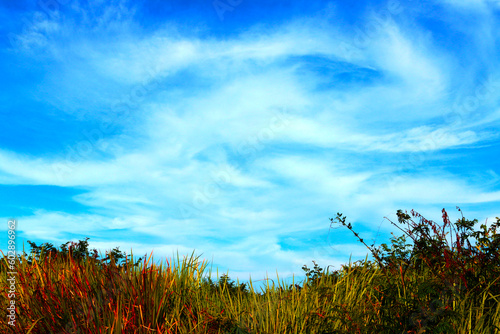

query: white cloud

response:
[2,2,500,285]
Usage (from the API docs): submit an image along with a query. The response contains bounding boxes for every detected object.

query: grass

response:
[1,207,499,333]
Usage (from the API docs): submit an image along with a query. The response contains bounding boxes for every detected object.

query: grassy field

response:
[1,208,500,333]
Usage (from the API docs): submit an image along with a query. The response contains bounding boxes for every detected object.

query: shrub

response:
[8,237,144,272]
[201,273,249,297]
[317,207,500,333]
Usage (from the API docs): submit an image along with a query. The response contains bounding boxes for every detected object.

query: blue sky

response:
[1,0,500,289]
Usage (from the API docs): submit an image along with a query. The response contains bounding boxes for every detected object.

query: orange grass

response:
[1,207,499,333]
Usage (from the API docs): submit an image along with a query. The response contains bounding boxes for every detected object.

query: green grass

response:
[1,207,499,333]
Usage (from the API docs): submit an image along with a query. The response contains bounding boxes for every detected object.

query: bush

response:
[314,207,500,333]
[5,237,145,272]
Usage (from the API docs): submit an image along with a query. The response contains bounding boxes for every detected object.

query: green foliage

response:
[17,237,144,272]
[329,207,500,333]
[301,260,324,287]
[202,273,249,297]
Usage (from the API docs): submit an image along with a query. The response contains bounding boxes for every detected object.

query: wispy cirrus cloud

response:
[0,0,499,287]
